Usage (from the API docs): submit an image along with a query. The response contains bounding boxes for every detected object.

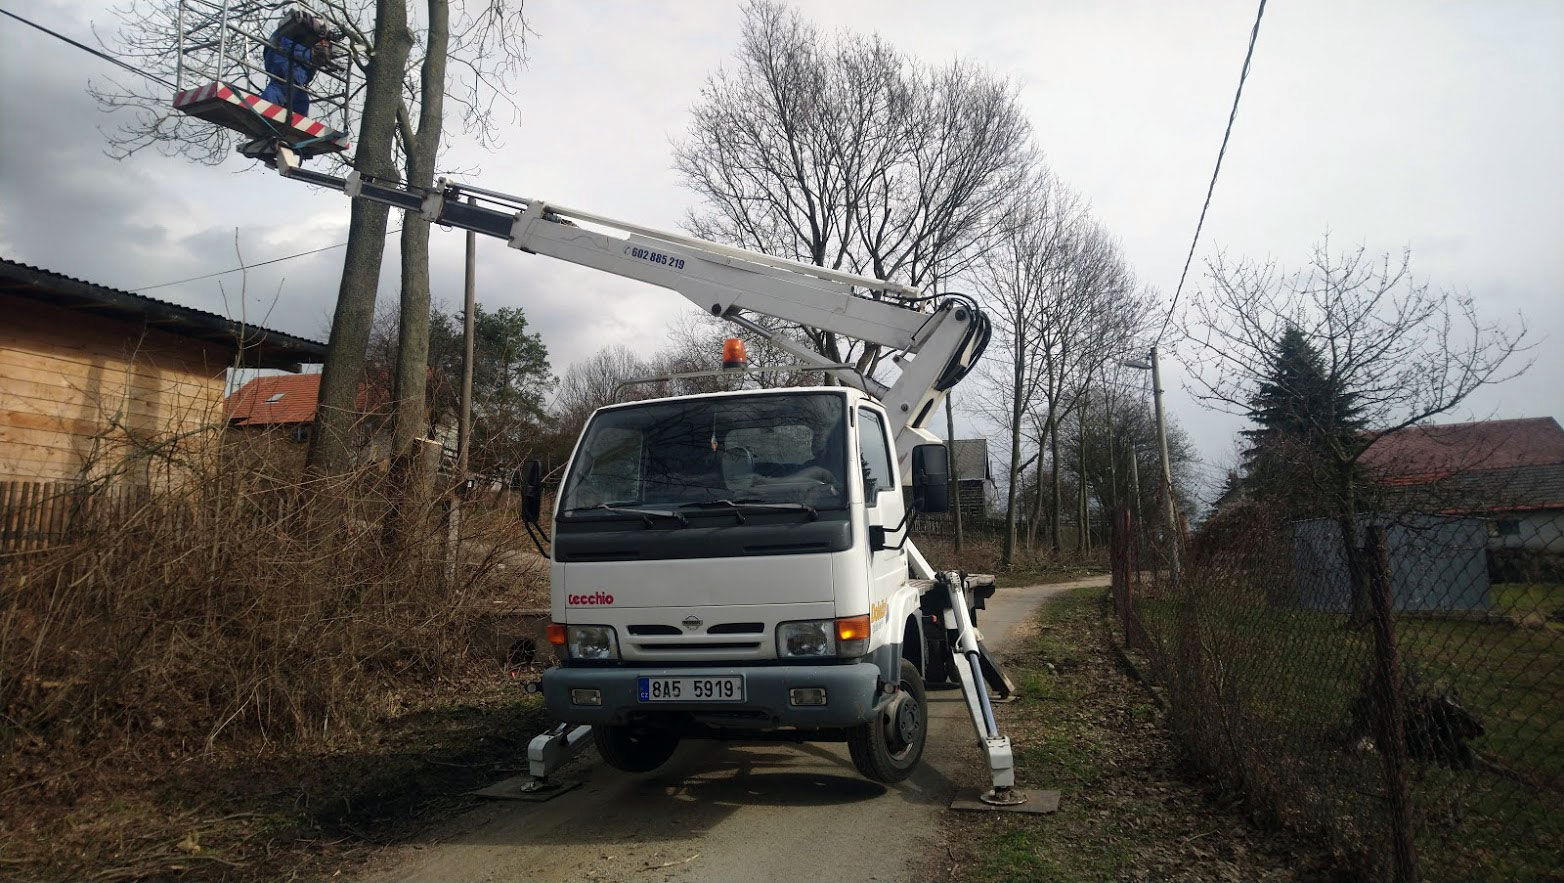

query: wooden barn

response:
[0,258,326,486]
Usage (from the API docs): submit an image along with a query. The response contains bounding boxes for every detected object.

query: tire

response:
[848,659,928,783]
[592,724,679,773]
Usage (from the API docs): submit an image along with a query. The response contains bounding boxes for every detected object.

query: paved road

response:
[370,576,1106,883]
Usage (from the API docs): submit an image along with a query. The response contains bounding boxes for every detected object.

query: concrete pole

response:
[1149,345,1180,589]
[1128,445,1141,521]
[458,195,477,480]
[447,197,478,586]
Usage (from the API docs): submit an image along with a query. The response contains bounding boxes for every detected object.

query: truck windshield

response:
[560,393,848,515]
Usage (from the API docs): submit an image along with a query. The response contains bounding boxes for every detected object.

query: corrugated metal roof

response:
[0,258,328,371]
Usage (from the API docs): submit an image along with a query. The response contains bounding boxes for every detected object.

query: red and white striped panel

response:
[173,82,350,150]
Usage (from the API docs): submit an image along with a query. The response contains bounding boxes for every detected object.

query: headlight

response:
[776,617,871,658]
[566,624,619,660]
[777,620,835,658]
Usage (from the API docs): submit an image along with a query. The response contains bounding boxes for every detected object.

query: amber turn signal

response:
[545,623,568,646]
[835,615,871,643]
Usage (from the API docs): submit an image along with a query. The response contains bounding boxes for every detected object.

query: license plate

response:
[637,675,744,703]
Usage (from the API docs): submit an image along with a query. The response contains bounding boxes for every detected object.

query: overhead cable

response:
[134,227,402,291]
[0,7,177,89]
[1154,0,1269,345]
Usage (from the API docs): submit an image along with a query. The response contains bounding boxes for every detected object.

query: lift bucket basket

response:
[173,82,350,157]
[169,1,353,158]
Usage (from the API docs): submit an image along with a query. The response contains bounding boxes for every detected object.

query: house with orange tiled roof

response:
[226,373,326,442]
[224,372,397,465]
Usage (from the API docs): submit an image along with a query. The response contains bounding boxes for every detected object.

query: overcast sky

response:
[1,0,1560,495]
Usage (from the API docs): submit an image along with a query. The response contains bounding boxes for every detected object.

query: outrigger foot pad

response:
[949,787,1061,814]
[471,774,582,802]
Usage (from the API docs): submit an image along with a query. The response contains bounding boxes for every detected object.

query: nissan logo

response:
[682,615,703,630]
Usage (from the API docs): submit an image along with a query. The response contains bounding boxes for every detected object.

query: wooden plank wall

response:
[0,293,232,483]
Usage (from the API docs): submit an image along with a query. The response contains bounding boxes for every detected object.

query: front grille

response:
[634,641,763,652]
[628,624,681,636]
[707,622,764,635]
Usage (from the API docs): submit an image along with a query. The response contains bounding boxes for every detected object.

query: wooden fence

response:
[0,481,141,555]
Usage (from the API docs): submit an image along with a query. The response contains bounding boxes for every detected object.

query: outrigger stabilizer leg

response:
[516,721,593,798]
[471,684,592,802]
[932,570,1060,814]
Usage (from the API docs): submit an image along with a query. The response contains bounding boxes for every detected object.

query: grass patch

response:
[934,587,1327,882]
[1133,583,1564,880]
[1494,581,1564,619]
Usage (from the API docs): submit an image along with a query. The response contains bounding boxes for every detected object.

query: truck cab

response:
[539,386,941,782]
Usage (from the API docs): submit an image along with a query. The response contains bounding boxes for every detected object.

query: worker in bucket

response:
[259,16,334,117]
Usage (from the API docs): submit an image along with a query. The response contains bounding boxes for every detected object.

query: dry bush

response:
[0,426,545,766]
[913,530,1107,582]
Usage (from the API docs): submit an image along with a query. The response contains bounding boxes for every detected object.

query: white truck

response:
[208,134,1027,806]
[533,383,962,783]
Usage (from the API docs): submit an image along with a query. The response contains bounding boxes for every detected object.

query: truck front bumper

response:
[542,662,882,730]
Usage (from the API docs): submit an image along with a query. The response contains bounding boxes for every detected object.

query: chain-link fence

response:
[1112,493,1563,880]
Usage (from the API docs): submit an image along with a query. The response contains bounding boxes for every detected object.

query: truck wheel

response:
[848,659,927,783]
[592,724,679,773]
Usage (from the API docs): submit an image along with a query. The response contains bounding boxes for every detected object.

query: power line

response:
[0,6,176,89]
[133,226,403,291]
[1155,0,1268,346]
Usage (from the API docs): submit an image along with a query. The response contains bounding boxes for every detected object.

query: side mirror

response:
[911,443,950,514]
[868,525,889,551]
[519,459,543,524]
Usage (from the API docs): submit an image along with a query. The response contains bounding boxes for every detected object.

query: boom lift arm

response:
[266,143,1018,805]
[271,147,990,470]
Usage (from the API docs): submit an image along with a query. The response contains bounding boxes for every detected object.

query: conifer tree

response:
[1239,325,1364,515]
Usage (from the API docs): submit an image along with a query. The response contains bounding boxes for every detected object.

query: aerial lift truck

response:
[168,6,1035,805]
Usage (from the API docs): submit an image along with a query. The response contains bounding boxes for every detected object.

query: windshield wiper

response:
[575,503,688,526]
[678,499,822,522]
[678,499,752,523]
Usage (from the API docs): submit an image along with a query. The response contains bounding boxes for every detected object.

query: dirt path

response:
[364,577,1109,883]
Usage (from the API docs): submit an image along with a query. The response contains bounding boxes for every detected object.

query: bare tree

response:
[1183,238,1529,622]
[90,0,528,473]
[676,0,1030,375]
[388,0,529,470]
[973,170,1076,566]
[551,345,652,444]
[1025,220,1145,555]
